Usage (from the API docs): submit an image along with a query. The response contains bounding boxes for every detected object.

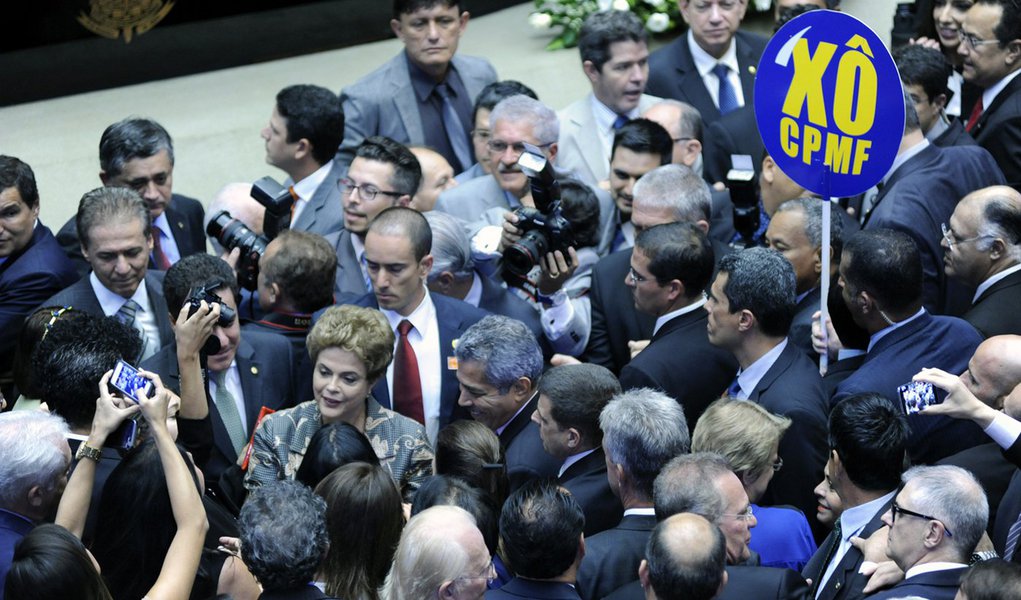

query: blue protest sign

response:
[754,10,904,197]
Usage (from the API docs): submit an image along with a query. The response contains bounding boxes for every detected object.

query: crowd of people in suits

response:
[5,0,1021,598]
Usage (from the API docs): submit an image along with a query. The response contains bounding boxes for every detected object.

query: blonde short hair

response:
[691,398,791,480]
[306,306,395,382]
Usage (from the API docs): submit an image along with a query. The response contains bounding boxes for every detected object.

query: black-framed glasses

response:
[891,502,953,537]
[960,31,1001,49]
[941,222,994,249]
[340,177,404,202]
[772,456,784,472]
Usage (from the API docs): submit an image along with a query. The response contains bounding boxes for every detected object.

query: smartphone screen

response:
[110,359,153,404]
[897,381,938,415]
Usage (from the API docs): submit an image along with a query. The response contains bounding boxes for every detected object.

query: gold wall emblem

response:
[78,0,176,43]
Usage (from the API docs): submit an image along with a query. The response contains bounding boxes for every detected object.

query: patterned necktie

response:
[811,520,843,597]
[437,83,472,172]
[965,97,984,132]
[359,252,372,292]
[115,299,150,361]
[150,227,171,270]
[393,320,425,424]
[1004,511,1021,561]
[713,63,739,116]
[211,370,248,454]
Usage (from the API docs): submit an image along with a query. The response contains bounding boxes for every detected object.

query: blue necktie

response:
[437,83,472,171]
[613,114,629,130]
[713,63,739,116]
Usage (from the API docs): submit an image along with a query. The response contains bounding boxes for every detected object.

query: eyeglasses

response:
[941,222,994,249]
[673,137,694,143]
[690,0,741,14]
[772,456,784,472]
[455,559,496,586]
[472,129,491,141]
[487,140,551,155]
[891,502,954,537]
[627,265,650,285]
[340,178,404,203]
[959,31,1001,49]
[722,505,755,522]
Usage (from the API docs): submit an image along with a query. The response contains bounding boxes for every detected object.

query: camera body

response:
[502,143,577,278]
[726,154,760,246]
[186,282,236,354]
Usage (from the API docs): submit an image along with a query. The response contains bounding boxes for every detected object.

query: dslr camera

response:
[726,154,760,247]
[186,282,237,354]
[502,143,577,279]
[205,177,295,290]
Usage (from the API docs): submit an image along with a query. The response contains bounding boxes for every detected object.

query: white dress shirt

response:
[590,92,642,164]
[687,31,746,109]
[816,490,896,598]
[152,213,181,265]
[559,447,597,478]
[974,263,1021,304]
[89,273,161,360]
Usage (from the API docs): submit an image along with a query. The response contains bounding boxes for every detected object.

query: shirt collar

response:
[904,562,968,580]
[291,159,334,201]
[558,447,598,478]
[687,29,738,78]
[380,286,435,337]
[982,68,1021,111]
[974,262,1021,303]
[152,212,170,238]
[464,272,484,307]
[496,392,536,436]
[925,113,950,143]
[868,307,926,353]
[795,287,816,305]
[589,93,640,133]
[884,138,929,184]
[653,296,707,336]
[837,490,896,543]
[89,271,151,316]
[623,507,657,517]
[350,230,366,259]
[736,338,788,398]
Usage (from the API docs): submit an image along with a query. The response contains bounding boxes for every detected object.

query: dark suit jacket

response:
[500,395,561,492]
[42,270,174,353]
[964,268,1021,337]
[833,311,985,465]
[745,342,829,542]
[970,72,1021,192]
[0,509,34,600]
[647,31,768,127]
[241,313,314,404]
[604,565,810,600]
[348,291,489,430]
[576,513,657,600]
[0,223,78,382]
[939,442,1017,534]
[789,288,820,362]
[993,469,1021,557]
[703,105,765,186]
[863,143,1005,315]
[324,229,371,304]
[140,331,296,481]
[619,308,738,428]
[932,118,976,148]
[866,567,967,600]
[559,447,623,538]
[802,498,892,600]
[486,578,581,600]
[57,193,206,278]
[478,273,544,343]
[259,586,335,600]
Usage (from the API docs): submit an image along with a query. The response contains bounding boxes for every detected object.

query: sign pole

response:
[820,167,832,376]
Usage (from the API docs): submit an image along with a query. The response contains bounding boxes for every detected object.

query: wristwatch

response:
[970,550,999,565]
[75,443,102,462]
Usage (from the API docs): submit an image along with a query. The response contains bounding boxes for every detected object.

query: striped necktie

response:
[115,299,150,361]
[211,370,248,455]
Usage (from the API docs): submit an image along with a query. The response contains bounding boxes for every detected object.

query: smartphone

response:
[109,359,154,404]
[897,381,938,415]
[103,419,139,451]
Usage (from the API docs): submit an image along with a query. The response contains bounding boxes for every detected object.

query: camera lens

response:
[504,230,549,278]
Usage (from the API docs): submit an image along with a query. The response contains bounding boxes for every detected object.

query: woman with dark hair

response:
[5,524,112,600]
[294,421,379,489]
[245,305,433,497]
[315,462,404,600]
[913,0,974,118]
[434,419,508,510]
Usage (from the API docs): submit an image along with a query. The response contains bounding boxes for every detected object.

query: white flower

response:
[753,0,771,10]
[598,0,614,10]
[529,12,553,29]
[644,0,667,9]
[612,0,631,11]
[646,12,669,32]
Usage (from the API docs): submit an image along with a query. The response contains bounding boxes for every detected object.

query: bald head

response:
[945,185,1021,287]
[409,147,457,212]
[963,336,1021,409]
[641,513,727,600]
[643,100,703,170]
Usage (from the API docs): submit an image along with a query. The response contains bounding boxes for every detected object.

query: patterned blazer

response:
[244,398,433,495]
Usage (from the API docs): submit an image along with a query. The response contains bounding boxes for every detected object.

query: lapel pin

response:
[749,65,756,75]
[251,366,259,376]
[177,221,184,229]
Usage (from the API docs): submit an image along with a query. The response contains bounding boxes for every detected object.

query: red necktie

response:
[965,97,984,132]
[393,320,425,424]
[151,227,171,270]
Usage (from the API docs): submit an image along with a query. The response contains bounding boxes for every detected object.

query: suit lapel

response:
[499,395,538,447]
[572,97,610,183]
[650,309,706,342]
[863,312,931,360]
[391,54,425,144]
[144,272,174,347]
[746,342,794,402]
[975,269,1021,304]
[433,294,463,425]
[736,34,759,106]
[863,145,939,226]
[673,38,720,123]
[292,160,342,232]
[559,447,606,482]
[163,202,191,255]
[234,338,262,431]
[337,230,369,295]
[973,74,1021,138]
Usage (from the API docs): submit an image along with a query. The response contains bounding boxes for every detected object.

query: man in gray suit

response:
[43,187,174,362]
[261,84,345,237]
[325,136,421,303]
[557,10,660,187]
[338,0,497,175]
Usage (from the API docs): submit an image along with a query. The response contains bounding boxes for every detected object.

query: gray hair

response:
[773,197,844,255]
[0,412,70,508]
[717,247,797,338]
[239,480,329,592]
[489,95,559,146]
[455,315,543,393]
[75,186,152,250]
[633,164,712,224]
[424,211,474,282]
[900,465,988,560]
[653,453,733,522]
[600,388,690,501]
[380,505,480,600]
[99,117,174,178]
